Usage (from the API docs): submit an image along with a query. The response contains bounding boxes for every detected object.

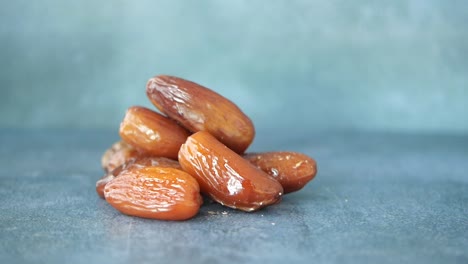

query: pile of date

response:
[97,75,317,221]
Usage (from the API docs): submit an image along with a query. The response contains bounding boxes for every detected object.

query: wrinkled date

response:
[104,167,202,221]
[244,152,317,193]
[119,106,190,159]
[96,156,181,199]
[178,131,283,212]
[146,75,255,154]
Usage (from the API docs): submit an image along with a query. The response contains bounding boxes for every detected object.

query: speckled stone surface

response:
[0,129,467,264]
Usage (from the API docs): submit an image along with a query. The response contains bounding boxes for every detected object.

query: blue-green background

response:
[1,0,467,134]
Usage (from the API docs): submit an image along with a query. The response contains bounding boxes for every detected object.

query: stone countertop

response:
[0,129,467,264]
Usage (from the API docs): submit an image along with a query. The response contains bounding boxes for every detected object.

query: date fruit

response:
[146,75,255,154]
[244,152,317,193]
[119,106,190,159]
[178,131,283,212]
[101,141,141,173]
[104,167,202,220]
[96,156,181,199]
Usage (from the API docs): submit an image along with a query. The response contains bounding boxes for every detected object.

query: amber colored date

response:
[104,167,202,220]
[119,106,190,159]
[101,141,142,173]
[96,156,181,199]
[146,75,255,154]
[178,131,283,212]
[244,152,317,193]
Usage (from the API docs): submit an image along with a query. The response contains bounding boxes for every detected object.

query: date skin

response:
[178,131,283,212]
[101,141,142,173]
[104,167,202,221]
[244,152,317,193]
[96,156,181,199]
[146,75,255,154]
[119,106,190,159]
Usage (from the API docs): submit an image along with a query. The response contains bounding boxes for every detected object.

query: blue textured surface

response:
[0,129,467,263]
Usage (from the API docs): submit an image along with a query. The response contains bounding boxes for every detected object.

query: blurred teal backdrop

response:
[1,0,467,134]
